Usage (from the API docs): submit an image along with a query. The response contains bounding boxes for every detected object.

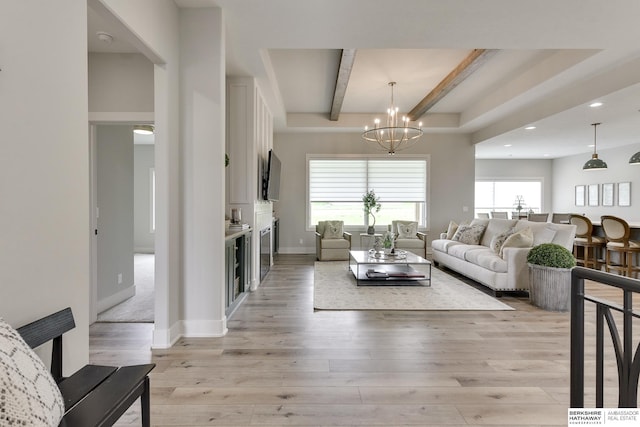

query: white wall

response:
[179,8,227,336]
[100,0,182,348]
[96,125,134,312]
[273,132,475,254]
[476,159,554,212]
[89,53,154,113]
[0,1,89,373]
[134,145,155,252]
[553,144,640,222]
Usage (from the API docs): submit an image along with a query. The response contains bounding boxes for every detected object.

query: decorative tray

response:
[367,249,407,259]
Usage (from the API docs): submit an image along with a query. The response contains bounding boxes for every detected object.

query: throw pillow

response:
[452,224,486,245]
[445,221,459,240]
[323,221,343,239]
[0,317,65,427]
[499,227,534,258]
[489,227,515,254]
[396,221,418,239]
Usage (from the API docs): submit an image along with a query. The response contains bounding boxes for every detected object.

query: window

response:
[475,179,542,217]
[308,156,428,228]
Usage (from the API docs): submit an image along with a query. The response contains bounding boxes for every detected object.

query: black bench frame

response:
[17,307,155,427]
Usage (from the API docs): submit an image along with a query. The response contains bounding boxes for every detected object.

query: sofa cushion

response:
[445,221,459,239]
[489,227,515,254]
[464,248,508,273]
[431,239,463,253]
[474,251,509,273]
[0,317,64,427]
[321,238,350,249]
[396,221,418,239]
[448,243,485,260]
[452,224,486,245]
[514,221,557,246]
[500,226,534,257]
[323,221,343,239]
[480,218,518,247]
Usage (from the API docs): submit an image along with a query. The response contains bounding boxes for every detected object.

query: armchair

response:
[389,220,427,258]
[315,220,352,261]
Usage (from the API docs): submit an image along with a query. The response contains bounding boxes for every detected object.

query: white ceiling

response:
[89,0,640,159]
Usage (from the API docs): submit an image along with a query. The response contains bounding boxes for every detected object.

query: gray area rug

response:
[314,261,514,311]
[97,254,154,322]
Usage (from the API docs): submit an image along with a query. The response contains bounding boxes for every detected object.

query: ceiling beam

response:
[330,49,357,121]
[408,49,499,121]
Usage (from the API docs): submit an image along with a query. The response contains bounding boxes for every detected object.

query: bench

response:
[16,307,155,427]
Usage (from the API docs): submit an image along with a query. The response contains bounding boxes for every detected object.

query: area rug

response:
[313,261,514,311]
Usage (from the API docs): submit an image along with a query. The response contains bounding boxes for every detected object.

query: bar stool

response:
[570,215,605,269]
[600,215,640,278]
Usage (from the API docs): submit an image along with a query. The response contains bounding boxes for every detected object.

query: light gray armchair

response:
[315,220,352,261]
[389,220,427,258]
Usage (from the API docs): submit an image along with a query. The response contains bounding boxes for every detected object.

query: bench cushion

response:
[0,317,64,427]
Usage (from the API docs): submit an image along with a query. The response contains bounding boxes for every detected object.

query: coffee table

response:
[348,250,431,286]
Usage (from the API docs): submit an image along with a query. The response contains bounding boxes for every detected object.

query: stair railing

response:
[571,266,640,408]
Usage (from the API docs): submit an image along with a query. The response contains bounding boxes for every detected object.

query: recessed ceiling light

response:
[588,144,595,148]
[590,102,603,108]
[543,154,550,157]
[504,144,512,147]
[525,126,536,130]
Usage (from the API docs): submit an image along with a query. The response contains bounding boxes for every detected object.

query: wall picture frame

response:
[587,184,600,206]
[575,185,585,206]
[588,184,599,206]
[618,182,631,206]
[602,183,614,206]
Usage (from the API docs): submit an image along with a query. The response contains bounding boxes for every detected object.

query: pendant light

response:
[583,122,607,171]
[630,150,640,165]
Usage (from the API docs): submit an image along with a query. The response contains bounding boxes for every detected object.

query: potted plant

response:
[382,231,394,254]
[362,189,381,234]
[527,243,576,311]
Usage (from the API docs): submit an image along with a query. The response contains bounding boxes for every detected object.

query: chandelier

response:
[362,82,423,154]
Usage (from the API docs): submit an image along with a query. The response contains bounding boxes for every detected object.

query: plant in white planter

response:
[527,243,576,311]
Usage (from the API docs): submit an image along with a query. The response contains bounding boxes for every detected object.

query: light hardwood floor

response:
[90,254,639,426]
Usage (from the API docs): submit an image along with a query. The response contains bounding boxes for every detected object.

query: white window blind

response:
[309,159,426,203]
[368,160,426,202]
[309,160,366,201]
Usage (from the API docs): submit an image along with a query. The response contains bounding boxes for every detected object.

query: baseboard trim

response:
[151,320,182,349]
[97,285,135,313]
[279,247,314,254]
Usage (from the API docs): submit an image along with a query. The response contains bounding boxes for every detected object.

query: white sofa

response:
[432,218,576,295]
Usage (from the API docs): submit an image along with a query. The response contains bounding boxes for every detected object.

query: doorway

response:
[90,124,155,323]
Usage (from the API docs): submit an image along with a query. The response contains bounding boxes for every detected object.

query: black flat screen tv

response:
[263,149,281,201]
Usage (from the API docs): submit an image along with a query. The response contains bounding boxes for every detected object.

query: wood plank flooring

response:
[89,254,640,426]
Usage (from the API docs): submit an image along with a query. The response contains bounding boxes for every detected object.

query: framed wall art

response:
[618,182,631,206]
[575,185,585,206]
[602,183,614,206]
[588,184,599,206]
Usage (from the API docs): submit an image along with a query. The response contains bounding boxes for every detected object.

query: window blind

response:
[309,158,427,202]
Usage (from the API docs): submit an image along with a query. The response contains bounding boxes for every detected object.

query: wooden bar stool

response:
[570,214,605,269]
[600,215,640,278]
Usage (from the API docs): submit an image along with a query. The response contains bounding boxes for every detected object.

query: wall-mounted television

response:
[263,149,281,201]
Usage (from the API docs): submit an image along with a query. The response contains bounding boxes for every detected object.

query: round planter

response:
[367,226,375,235]
[528,263,572,312]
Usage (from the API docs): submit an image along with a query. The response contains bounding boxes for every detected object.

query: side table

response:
[360,233,382,250]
